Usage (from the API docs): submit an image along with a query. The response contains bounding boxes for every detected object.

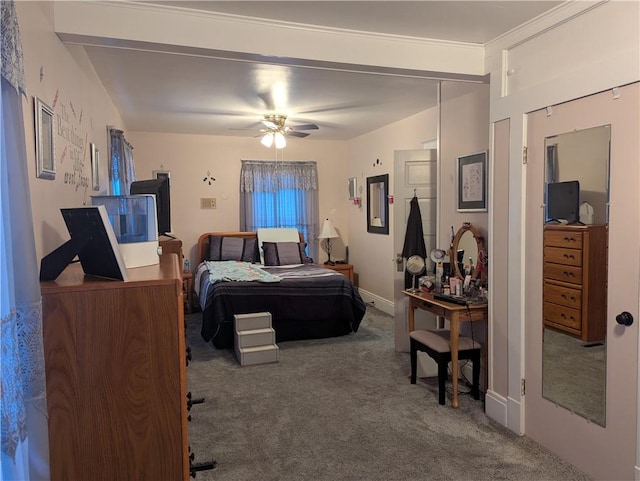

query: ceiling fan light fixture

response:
[274,131,287,149]
[261,132,274,148]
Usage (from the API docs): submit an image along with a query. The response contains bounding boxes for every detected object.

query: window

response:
[240,161,319,261]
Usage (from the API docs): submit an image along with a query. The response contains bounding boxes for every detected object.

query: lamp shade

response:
[318,218,339,239]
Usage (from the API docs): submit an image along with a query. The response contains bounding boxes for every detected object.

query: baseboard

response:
[507,395,524,435]
[485,390,509,429]
[358,289,394,316]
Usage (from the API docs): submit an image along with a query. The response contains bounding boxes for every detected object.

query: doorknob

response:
[616,311,634,326]
[395,253,404,272]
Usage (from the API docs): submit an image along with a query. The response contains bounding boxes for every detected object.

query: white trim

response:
[358,288,394,316]
[485,389,509,428]
[507,395,524,435]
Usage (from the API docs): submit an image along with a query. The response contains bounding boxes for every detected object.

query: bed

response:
[195,230,366,349]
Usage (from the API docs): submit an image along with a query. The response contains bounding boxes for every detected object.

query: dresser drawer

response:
[544,302,582,330]
[544,282,582,309]
[544,230,583,249]
[544,246,582,267]
[544,263,582,284]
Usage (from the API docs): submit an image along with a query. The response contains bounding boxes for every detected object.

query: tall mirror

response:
[367,174,389,234]
[542,125,610,426]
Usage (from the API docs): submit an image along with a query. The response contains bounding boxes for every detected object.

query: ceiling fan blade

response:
[290,123,319,131]
[258,92,275,112]
[286,131,310,138]
[261,119,278,130]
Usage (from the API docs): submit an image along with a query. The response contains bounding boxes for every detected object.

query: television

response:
[546,180,580,224]
[130,178,171,235]
[40,206,128,281]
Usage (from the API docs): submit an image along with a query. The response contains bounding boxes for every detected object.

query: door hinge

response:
[521,378,526,396]
[522,146,528,164]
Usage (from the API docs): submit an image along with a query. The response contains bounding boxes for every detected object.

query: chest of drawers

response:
[543,224,607,342]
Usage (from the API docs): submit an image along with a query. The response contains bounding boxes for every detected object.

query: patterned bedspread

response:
[196,263,366,348]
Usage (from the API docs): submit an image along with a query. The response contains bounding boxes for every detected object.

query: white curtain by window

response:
[240,160,319,261]
[109,128,135,195]
[1,1,50,479]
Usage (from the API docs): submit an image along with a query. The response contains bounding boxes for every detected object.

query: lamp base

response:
[324,260,335,266]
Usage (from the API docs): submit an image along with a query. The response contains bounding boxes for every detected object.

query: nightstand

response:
[182,272,193,314]
[319,263,354,283]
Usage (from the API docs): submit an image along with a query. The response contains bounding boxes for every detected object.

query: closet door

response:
[524,83,639,480]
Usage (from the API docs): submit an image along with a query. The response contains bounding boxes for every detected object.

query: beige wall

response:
[347,108,438,305]
[19,1,126,260]
[439,81,490,247]
[128,132,348,268]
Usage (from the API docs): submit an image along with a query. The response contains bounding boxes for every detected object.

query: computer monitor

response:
[40,206,128,281]
[546,180,580,223]
[130,178,171,235]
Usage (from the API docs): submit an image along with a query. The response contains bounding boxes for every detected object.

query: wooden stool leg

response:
[471,350,481,400]
[410,338,418,384]
[437,357,448,405]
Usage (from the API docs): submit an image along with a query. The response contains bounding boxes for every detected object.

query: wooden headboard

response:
[197,231,305,264]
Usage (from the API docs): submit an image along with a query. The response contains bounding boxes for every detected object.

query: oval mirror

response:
[451,223,481,280]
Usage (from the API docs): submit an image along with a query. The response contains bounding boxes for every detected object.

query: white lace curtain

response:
[109,128,135,195]
[1,1,50,479]
[240,160,319,261]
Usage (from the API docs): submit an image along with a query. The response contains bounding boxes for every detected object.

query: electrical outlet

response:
[200,198,216,209]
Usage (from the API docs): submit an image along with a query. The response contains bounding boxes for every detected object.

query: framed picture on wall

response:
[34,97,55,180]
[457,151,487,212]
[90,143,100,191]
[153,170,171,184]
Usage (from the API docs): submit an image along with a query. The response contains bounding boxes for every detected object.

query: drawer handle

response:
[563,271,575,277]
[563,236,577,242]
[560,313,575,321]
[563,254,575,259]
[560,294,577,301]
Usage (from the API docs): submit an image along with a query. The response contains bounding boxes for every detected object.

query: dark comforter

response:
[198,264,366,348]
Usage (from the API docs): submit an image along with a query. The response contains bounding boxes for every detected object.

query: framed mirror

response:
[367,174,389,234]
[450,222,482,280]
[542,124,610,427]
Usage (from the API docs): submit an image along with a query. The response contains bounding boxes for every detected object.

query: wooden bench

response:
[410,329,481,405]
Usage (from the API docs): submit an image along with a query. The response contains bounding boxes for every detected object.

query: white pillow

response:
[256,228,300,265]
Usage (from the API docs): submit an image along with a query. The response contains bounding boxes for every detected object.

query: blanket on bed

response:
[205,260,281,284]
[198,264,366,347]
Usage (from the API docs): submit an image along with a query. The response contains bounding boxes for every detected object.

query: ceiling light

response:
[274,131,287,149]
[261,132,274,148]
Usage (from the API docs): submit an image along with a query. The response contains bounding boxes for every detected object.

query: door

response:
[393,149,438,357]
[524,84,639,480]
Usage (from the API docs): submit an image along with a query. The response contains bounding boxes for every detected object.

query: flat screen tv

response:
[130,178,171,235]
[546,180,580,224]
[40,206,128,281]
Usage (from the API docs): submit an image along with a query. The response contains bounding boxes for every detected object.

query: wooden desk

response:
[403,290,488,408]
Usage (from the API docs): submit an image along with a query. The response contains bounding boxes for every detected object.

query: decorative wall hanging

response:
[457,151,487,212]
[203,171,216,185]
[90,143,100,191]
[34,96,55,179]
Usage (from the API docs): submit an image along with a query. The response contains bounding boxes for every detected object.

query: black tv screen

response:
[546,180,580,223]
[130,178,171,234]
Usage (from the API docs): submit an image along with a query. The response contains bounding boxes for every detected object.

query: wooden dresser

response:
[41,255,189,480]
[543,224,608,342]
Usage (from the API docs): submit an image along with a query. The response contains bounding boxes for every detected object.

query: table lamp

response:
[318,218,339,265]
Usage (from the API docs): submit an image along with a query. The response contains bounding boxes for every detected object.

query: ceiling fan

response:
[257,113,319,148]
